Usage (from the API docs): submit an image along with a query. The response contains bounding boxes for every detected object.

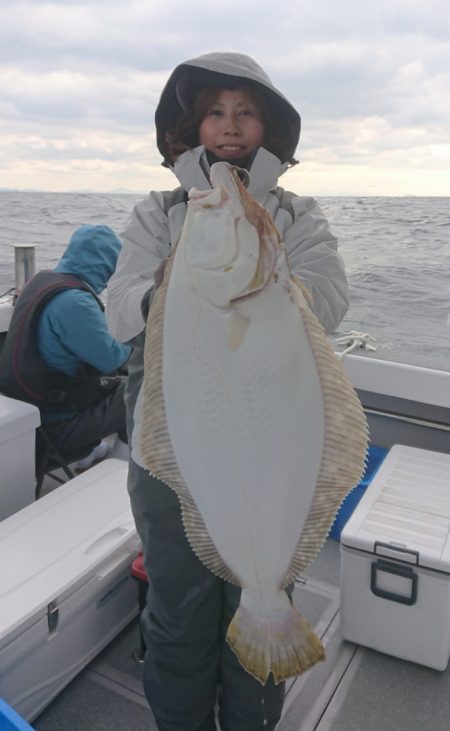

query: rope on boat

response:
[0,286,15,299]
[335,331,377,360]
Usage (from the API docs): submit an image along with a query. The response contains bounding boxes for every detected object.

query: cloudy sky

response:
[1,0,449,195]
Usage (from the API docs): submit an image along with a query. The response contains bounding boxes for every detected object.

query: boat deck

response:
[4,350,450,730]
[31,537,450,731]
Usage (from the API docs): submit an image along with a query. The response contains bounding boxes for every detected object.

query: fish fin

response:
[140,251,240,586]
[283,279,369,585]
[290,274,314,307]
[226,589,325,685]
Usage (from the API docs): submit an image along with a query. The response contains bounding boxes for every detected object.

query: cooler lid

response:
[341,445,450,573]
[0,395,40,441]
[0,298,13,333]
[0,459,139,643]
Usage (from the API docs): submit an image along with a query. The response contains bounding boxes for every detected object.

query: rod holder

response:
[14,245,36,293]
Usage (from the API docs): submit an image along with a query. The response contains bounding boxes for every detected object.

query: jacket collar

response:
[171,146,289,200]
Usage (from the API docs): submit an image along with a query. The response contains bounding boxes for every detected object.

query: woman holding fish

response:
[106,52,362,731]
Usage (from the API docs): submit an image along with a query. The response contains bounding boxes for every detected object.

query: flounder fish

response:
[140,162,368,685]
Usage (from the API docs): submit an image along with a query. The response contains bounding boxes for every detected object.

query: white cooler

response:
[0,458,141,722]
[0,395,40,520]
[340,444,450,670]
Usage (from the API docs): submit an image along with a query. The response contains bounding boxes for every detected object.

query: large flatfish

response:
[140,162,368,684]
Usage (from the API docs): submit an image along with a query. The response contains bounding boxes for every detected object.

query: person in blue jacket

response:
[0,224,130,458]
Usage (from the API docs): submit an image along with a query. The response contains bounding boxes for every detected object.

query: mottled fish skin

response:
[140,163,369,685]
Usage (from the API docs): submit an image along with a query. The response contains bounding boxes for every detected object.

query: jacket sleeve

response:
[279,196,349,334]
[106,192,171,342]
[42,291,131,374]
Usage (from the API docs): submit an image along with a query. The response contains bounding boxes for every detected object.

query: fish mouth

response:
[208,163,249,199]
[231,166,250,188]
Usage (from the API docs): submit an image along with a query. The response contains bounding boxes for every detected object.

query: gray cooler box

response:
[0,459,140,722]
[0,395,40,520]
[340,444,450,670]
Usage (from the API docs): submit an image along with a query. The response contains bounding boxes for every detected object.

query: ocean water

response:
[0,191,449,372]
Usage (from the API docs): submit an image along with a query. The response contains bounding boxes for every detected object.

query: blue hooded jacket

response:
[36,225,131,377]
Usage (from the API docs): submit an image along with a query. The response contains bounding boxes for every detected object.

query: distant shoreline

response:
[1,189,448,199]
[0,188,147,195]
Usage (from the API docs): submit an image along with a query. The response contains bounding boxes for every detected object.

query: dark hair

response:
[162,83,292,165]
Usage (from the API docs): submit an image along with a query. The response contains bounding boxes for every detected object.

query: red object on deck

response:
[131,552,148,583]
[130,552,149,662]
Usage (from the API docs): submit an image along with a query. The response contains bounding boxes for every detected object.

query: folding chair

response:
[35,426,98,500]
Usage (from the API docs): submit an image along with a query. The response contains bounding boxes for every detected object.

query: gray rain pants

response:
[128,458,287,731]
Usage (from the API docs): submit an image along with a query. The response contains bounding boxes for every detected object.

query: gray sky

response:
[1,0,449,195]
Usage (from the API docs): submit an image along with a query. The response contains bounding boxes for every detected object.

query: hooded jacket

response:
[105,52,349,468]
[37,224,131,377]
[0,225,131,419]
[155,52,301,166]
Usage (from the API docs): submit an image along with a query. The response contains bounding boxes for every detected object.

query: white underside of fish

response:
[163,250,323,589]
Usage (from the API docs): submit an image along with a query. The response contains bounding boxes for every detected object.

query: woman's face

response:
[198,88,265,160]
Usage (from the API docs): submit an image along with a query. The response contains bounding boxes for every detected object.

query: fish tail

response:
[226,590,325,685]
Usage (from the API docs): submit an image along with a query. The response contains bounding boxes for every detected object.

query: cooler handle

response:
[83,523,136,556]
[374,541,419,565]
[371,558,418,606]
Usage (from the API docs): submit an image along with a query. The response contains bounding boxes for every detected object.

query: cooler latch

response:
[371,559,418,606]
[47,600,59,633]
